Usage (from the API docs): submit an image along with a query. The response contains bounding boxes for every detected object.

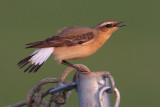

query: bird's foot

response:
[61,60,88,72]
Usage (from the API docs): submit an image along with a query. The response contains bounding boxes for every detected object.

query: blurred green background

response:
[0,0,160,107]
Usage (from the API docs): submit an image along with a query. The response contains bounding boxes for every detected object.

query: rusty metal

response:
[99,86,120,107]
[7,64,120,107]
[76,72,110,107]
[59,64,90,83]
[102,74,115,93]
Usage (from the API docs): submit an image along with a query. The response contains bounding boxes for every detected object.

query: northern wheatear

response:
[18,20,125,72]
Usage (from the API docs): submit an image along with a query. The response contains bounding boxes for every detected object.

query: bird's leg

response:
[61,60,86,72]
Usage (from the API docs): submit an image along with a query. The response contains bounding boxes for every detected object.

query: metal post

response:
[76,72,110,107]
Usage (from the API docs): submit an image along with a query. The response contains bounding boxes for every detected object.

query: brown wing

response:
[26,26,95,48]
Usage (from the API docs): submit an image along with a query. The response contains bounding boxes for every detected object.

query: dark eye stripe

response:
[105,24,113,28]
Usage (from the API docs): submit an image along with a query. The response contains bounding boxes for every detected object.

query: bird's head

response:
[95,20,126,35]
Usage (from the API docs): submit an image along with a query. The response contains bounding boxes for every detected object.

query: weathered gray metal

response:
[99,86,120,107]
[76,72,110,107]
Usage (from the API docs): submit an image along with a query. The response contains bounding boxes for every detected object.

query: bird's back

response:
[56,26,96,37]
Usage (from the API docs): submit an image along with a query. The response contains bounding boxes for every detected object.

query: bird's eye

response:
[105,24,112,28]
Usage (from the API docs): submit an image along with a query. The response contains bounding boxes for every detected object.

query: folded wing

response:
[26,26,95,48]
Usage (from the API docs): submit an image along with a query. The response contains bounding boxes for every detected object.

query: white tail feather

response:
[29,48,54,65]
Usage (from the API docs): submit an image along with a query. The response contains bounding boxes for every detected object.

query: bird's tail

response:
[17,47,54,72]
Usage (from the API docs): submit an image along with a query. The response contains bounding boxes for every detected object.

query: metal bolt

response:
[98,78,105,85]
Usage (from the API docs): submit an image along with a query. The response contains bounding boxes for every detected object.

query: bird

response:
[17,20,126,73]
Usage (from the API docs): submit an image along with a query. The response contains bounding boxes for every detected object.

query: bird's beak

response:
[116,21,126,27]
